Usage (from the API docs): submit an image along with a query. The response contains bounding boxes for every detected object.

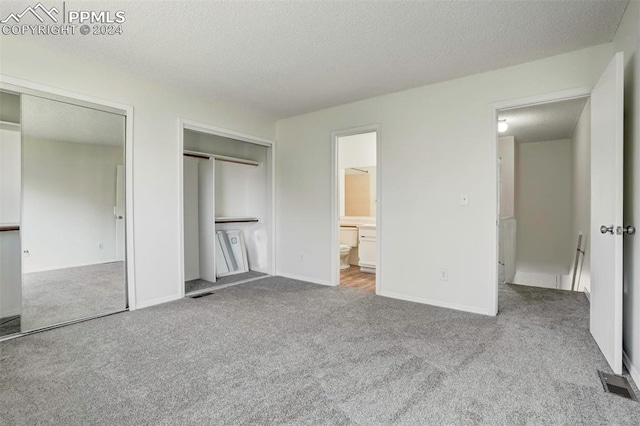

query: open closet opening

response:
[181,124,274,297]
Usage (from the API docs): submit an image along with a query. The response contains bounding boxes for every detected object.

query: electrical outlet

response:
[23,250,30,257]
[460,193,469,206]
[439,269,448,281]
[98,243,104,250]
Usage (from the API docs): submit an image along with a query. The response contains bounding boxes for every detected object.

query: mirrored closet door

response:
[0,90,128,338]
[0,90,22,337]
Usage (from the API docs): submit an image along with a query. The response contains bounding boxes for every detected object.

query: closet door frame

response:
[177,118,276,299]
[0,74,137,313]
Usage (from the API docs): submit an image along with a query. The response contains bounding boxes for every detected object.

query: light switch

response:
[460,193,469,206]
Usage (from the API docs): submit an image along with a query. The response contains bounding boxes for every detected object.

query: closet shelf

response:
[183,150,259,167]
[215,217,260,224]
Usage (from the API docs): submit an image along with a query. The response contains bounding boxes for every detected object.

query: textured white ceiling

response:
[1,0,628,118]
[21,95,125,146]
[498,97,589,143]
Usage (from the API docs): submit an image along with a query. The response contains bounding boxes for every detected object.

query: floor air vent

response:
[598,371,638,401]
[189,292,214,299]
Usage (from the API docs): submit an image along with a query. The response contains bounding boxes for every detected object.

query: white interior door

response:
[115,165,125,262]
[590,51,624,374]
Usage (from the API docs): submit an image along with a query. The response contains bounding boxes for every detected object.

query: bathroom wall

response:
[345,172,370,216]
[338,132,377,168]
[338,132,377,218]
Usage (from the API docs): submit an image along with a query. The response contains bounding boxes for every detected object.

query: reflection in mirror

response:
[0,91,22,337]
[19,95,127,332]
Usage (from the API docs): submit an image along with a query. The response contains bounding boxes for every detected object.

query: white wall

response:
[0,38,276,307]
[571,99,591,292]
[498,136,515,218]
[611,0,640,385]
[21,137,123,272]
[276,44,611,313]
[516,139,573,273]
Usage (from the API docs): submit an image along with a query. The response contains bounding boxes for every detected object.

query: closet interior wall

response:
[183,130,271,284]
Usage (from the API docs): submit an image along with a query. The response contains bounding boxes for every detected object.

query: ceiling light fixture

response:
[498,119,508,133]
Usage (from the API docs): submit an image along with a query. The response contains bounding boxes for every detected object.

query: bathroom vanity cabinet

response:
[358,225,376,273]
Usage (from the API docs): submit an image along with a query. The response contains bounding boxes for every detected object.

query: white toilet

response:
[339,227,358,270]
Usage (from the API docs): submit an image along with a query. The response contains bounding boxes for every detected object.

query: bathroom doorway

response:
[331,127,379,293]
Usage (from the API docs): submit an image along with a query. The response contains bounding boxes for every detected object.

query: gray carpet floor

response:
[1,278,639,425]
[21,262,127,331]
[185,270,267,294]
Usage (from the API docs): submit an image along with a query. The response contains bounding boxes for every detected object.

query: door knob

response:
[600,225,614,235]
[116,216,123,219]
[618,225,635,235]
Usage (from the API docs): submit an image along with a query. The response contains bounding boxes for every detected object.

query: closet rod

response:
[183,150,259,167]
[215,218,259,224]
[348,168,369,174]
[183,152,210,160]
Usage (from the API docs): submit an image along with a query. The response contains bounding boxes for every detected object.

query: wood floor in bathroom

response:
[340,266,375,292]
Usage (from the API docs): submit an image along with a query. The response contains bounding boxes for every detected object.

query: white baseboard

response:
[135,293,181,309]
[583,287,591,302]
[379,290,492,316]
[623,350,640,387]
[276,272,333,287]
